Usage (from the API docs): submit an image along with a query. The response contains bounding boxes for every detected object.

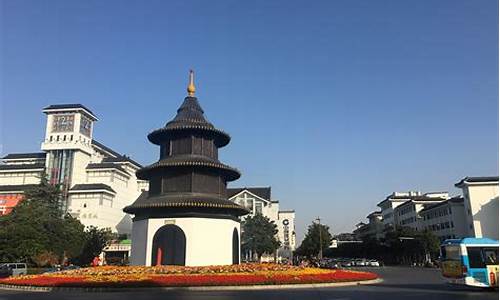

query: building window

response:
[255,202,263,215]
[245,198,253,212]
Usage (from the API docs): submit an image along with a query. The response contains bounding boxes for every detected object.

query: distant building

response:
[420,196,468,241]
[377,191,448,229]
[0,104,148,235]
[455,176,499,240]
[353,211,384,240]
[334,232,357,241]
[355,177,499,242]
[393,194,448,231]
[227,187,296,260]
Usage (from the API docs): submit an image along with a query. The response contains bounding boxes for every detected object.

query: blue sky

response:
[1,0,498,241]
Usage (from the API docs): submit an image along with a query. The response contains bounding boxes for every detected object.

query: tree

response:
[73,226,114,266]
[383,226,440,265]
[416,229,440,261]
[0,175,86,266]
[296,222,333,258]
[241,214,280,262]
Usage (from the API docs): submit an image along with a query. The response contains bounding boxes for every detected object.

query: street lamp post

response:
[316,217,323,260]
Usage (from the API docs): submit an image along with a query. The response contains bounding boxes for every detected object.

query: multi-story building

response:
[334,232,357,241]
[419,196,467,241]
[0,104,148,236]
[377,191,448,229]
[227,187,296,260]
[455,176,499,240]
[393,194,448,231]
[377,191,421,228]
[353,211,384,240]
[355,177,499,242]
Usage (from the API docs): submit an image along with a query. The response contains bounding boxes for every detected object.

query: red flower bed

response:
[0,264,378,288]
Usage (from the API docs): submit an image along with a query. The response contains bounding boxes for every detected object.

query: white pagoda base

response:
[130,217,240,266]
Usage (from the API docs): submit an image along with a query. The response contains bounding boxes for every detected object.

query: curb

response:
[0,278,383,293]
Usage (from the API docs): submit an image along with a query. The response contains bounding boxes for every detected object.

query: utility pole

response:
[316,217,323,260]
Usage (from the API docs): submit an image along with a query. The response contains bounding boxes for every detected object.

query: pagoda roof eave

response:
[147,125,230,147]
[136,157,241,181]
[123,192,249,217]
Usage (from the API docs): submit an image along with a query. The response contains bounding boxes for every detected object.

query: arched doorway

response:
[151,224,186,266]
[232,228,239,264]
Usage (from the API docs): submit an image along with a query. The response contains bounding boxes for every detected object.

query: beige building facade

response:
[0,104,148,236]
[455,177,499,240]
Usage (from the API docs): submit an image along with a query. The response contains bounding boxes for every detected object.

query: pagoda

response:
[124,71,248,266]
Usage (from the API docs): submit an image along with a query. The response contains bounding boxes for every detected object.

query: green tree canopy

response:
[296,222,332,258]
[0,176,86,266]
[73,226,114,266]
[241,214,280,261]
[381,226,440,264]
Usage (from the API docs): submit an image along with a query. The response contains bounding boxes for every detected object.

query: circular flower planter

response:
[0,264,378,288]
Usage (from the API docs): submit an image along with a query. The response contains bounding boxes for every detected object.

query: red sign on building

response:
[0,193,24,215]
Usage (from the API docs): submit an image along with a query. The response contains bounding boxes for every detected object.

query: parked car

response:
[0,263,27,276]
[339,259,352,267]
[0,264,12,278]
[322,259,339,269]
[354,259,367,266]
[367,260,380,267]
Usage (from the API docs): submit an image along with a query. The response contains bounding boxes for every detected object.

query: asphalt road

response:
[0,266,498,300]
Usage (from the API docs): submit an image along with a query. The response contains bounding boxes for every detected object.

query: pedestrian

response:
[92,256,101,267]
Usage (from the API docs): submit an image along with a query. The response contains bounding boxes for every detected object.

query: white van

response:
[1,263,27,276]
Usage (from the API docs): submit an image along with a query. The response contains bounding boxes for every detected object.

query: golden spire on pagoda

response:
[187,69,196,96]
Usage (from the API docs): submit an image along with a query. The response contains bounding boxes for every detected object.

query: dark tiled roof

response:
[86,163,128,174]
[123,191,249,216]
[0,184,38,192]
[102,156,142,169]
[411,195,447,201]
[137,155,239,181]
[377,193,444,206]
[43,104,97,119]
[227,187,271,201]
[92,140,143,168]
[377,196,410,206]
[398,197,446,208]
[455,176,499,187]
[91,140,122,157]
[70,183,115,193]
[420,197,464,213]
[0,163,45,170]
[2,152,46,160]
[147,97,231,147]
[366,211,382,218]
